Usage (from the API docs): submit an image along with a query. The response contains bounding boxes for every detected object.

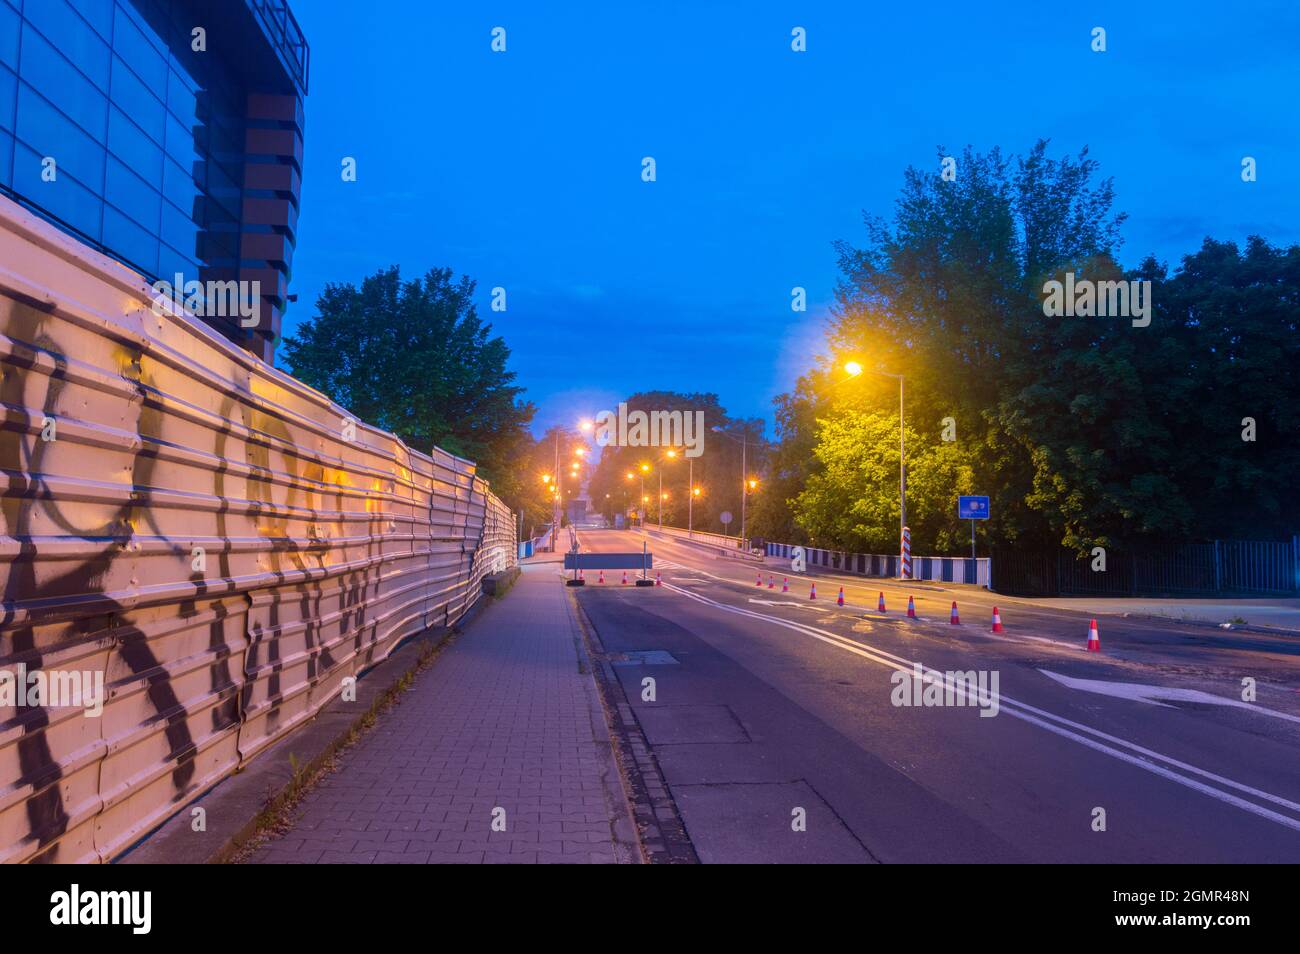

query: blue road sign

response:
[959,496,990,520]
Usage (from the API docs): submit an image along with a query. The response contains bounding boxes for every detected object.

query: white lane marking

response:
[1039,670,1300,725]
[660,581,1300,833]
[748,598,822,609]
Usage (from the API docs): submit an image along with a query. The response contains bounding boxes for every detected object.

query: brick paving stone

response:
[244,566,636,864]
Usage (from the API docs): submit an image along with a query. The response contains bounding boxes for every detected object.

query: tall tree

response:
[280,265,536,508]
[777,141,1299,553]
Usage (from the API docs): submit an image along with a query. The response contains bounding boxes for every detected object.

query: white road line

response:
[660,581,1300,834]
[1039,670,1300,726]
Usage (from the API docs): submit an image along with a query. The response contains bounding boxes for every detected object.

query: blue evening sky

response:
[284,0,1300,437]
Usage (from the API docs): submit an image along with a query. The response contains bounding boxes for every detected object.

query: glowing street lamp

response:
[840,357,907,578]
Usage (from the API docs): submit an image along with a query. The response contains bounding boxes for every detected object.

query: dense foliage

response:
[763,141,1300,554]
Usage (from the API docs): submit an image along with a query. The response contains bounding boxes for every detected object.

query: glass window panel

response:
[205,179,240,221]
[102,203,158,276]
[107,105,163,185]
[165,67,197,126]
[13,142,103,242]
[203,191,240,225]
[0,129,12,189]
[19,26,108,141]
[25,0,111,92]
[16,84,106,190]
[112,5,167,97]
[0,65,15,132]
[118,0,171,56]
[105,155,160,231]
[163,110,195,168]
[110,54,165,143]
[207,117,244,157]
[206,158,239,197]
[0,3,18,71]
[209,229,239,260]
[161,153,195,211]
[160,196,197,259]
[66,0,114,40]
[157,241,198,285]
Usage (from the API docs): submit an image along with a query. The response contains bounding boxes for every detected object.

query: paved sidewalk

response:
[245,565,640,864]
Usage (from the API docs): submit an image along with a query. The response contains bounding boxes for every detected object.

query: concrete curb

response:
[117,607,485,864]
[562,585,645,864]
[568,588,699,864]
[1115,611,1300,639]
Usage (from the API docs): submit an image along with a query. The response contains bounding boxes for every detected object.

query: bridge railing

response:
[646,524,746,550]
[0,196,515,863]
[765,542,991,587]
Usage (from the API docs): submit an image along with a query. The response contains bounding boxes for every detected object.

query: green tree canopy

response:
[772,141,1300,554]
[280,265,536,510]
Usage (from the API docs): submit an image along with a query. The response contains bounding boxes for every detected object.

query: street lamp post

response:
[552,431,561,551]
[687,457,694,537]
[840,362,907,578]
[639,464,649,527]
[711,424,757,548]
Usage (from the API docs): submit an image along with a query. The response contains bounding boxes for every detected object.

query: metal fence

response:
[991,538,1300,597]
[0,197,515,863]
[649,525,746,550]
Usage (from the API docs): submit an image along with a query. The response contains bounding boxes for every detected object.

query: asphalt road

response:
[569,528,1300,862]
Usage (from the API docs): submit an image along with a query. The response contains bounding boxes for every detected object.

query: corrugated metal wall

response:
[0,197,516,863]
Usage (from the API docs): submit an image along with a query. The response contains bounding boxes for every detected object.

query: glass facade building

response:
[0,0,307,360]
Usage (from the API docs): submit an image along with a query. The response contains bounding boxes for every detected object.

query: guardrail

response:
[0,196,515,863]
[646,524,748,550]
[765,542,991,587]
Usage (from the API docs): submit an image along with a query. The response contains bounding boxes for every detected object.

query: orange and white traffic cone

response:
[767,575,775,589]
[877,591,887,613]
[809,582,817,600]
[991,607,1003,633]
[949,601,960,625]
[782,578,789,593]
[906,596,917,619]
[579,569,584,581]
[621,571,628,585]
[837,587,845,606]
[756,573,763,587]
[655,571,662,586]
[1087,619,1101,652]
[598,570,604,584]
